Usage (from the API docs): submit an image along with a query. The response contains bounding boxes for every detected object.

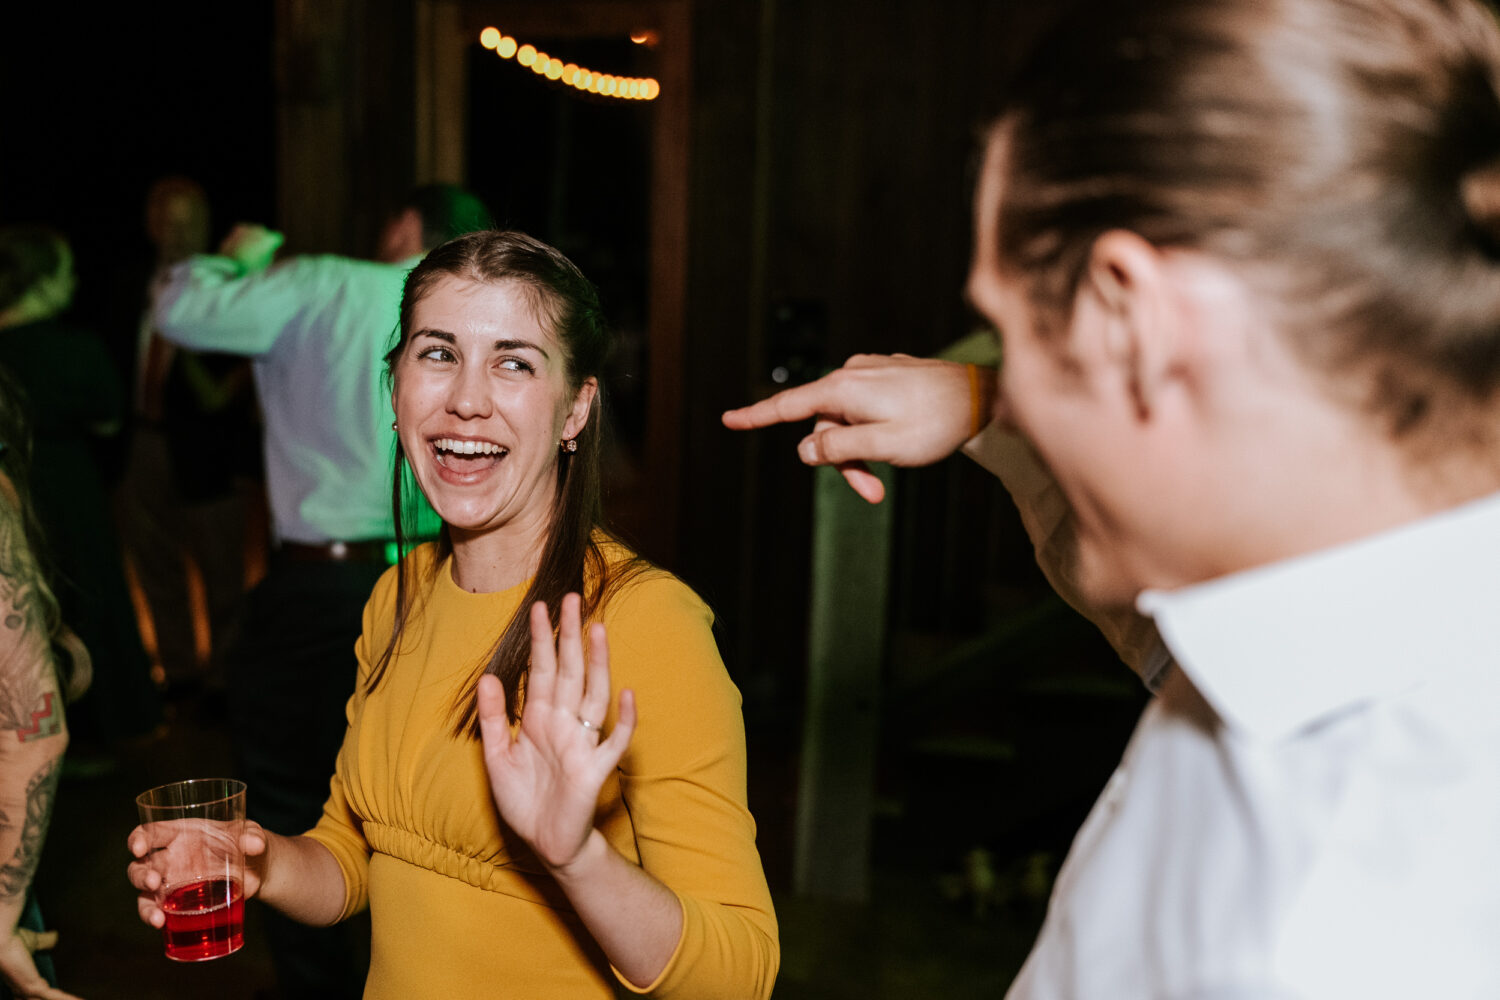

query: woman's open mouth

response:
[432,437,509,476]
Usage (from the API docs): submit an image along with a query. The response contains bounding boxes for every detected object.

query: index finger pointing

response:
[721,377,850,431]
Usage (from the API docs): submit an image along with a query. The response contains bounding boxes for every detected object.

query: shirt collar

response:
[1137,490,1500,741]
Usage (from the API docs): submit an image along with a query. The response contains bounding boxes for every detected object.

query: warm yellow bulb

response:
[546,60,563,80]
[644,78,661,100]
[562,63,579,84]
[497,36,518,58]
[480,27,501,49]
[587,75,600,93]
[518,44,536,65]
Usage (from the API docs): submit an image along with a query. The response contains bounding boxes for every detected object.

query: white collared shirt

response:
[1006,489,1500,1000]
[153,252,426,544]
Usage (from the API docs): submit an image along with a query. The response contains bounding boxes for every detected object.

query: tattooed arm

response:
[0,477,80,1000]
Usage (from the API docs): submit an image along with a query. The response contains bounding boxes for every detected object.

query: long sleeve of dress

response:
[300,568,394,920]
[600,575,780,1000]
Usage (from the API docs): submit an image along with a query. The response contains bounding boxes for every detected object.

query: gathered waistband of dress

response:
[362,821,574,911]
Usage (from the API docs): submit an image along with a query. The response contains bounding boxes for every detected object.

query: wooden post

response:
[793,461,894,901]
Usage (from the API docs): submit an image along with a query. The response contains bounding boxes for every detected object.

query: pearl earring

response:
[560,438,578,453]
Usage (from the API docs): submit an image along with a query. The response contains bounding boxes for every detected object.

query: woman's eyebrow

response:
[492,338,549,360]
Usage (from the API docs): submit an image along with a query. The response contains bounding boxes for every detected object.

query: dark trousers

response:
[228,555,386,1000]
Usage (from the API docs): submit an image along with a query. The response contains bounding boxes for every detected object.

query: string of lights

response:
[479,27,661,101]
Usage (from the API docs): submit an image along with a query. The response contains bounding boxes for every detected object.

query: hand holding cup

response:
[128,779,253,962]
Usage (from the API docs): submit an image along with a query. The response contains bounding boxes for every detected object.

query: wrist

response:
[966,363,997,439]
[251,830,283,903]
[544,828,611,886]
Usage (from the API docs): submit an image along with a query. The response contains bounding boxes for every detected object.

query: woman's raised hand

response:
[478,593,635,872]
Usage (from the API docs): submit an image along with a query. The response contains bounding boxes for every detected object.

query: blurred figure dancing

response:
[117,176,256,697]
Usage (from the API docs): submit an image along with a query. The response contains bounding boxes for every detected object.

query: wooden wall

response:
[679,0,1059,709]
[275,0,419,256]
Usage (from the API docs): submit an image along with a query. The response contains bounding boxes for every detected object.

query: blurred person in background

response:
[116,176,257,700]
[0,225,160,770]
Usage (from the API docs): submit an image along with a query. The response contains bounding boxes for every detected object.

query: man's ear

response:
[563,377,599,440]
[1080,229,1181,421]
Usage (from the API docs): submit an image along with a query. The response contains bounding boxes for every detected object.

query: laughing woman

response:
[129,231,778,999]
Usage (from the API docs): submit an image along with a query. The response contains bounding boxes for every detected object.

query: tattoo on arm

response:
[0,758,59,901]
[0,493,56,739]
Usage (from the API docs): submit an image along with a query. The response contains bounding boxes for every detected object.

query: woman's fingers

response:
[577,622,612,735]
[552,593,586,709]
[594,688,637,773]
[526,599,558,706]
[125,856,162,893]
[476,674,513,759]
[135,890,165,928]
[126,822,181,857]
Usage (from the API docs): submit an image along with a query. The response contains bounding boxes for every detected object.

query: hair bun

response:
[1461,158,1500,246]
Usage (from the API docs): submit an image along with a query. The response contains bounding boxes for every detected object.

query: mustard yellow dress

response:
[304,541,779,999]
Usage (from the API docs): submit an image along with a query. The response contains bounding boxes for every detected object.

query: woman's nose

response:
[446,364,493,419]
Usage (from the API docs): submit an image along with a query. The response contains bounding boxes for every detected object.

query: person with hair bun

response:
[130,230,779,999]
[729,0,1500,995]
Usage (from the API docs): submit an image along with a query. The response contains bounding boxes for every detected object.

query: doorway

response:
[415,0,691,562]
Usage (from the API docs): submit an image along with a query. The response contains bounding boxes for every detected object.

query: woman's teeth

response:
[434,438,507,456]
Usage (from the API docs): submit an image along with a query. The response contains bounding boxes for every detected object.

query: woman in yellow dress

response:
[131,230,778,999]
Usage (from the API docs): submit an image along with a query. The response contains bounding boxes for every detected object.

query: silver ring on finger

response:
[577,715,600,733]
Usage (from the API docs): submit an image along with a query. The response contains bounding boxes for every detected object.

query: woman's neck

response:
[447,515,552,594]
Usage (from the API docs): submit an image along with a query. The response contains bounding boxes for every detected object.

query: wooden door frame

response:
[414,0,692,564]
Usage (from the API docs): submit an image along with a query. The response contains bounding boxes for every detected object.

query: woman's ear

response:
[563,377,599,440]
[1080,230,1183,421]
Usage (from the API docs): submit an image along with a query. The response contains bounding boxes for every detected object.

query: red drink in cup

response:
[161,876,245,961]
[135,778,248,962]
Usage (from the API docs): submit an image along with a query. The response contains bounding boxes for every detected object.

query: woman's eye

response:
[498,358,535,374]
[417,346,454,363]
